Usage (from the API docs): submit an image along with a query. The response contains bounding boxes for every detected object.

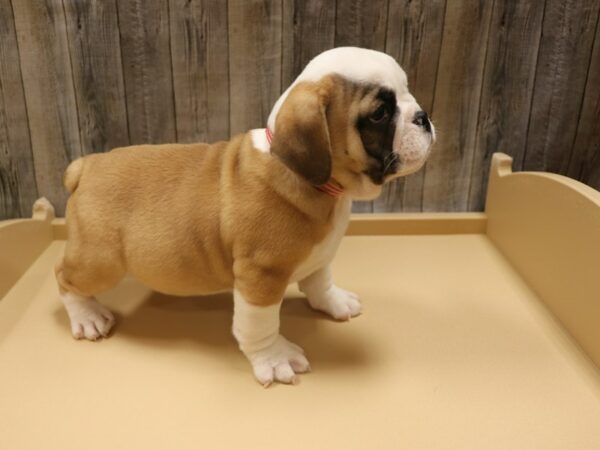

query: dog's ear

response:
[270,81,333,185]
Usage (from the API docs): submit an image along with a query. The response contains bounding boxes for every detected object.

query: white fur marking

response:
[250,128,270,153]
[61,292,115,340]
[299,267,362,320]
[232,292,280,354]
[291,196,352,282]
[232,290,310,386]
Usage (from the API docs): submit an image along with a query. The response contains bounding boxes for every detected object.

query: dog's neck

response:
[264,127,344,199]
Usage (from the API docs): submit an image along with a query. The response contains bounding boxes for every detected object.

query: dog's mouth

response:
[383,152,400,177]
[362,143,432,185]
[362,151,399,185]
[380,148,432,182]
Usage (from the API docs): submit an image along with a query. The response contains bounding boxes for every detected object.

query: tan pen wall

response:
[486,153,600,367]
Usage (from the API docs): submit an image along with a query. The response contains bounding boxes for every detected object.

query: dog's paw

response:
[308,285,362,321]
[64,296,115,341]
[246,335,310,387]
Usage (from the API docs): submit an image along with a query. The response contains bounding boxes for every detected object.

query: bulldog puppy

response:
[55,47,435,386]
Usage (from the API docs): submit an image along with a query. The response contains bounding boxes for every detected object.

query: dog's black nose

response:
[413,111,431,133]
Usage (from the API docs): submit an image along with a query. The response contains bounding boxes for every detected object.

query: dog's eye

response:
[369,105,387,123]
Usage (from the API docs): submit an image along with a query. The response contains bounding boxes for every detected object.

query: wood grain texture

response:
[12,0,82,215]
[0,0,37,219]
[281,0,336,88]
[335,0,388,51]
[2,0,600,219]
[63,0,130,153]
[169,0,229,143]
[422,0,494,212]
[116,0,176,144]
[524,0,600,174]
[228,0,282,135]
[468,0,545,211]
[568,17,600,191]
[375,0,446,212]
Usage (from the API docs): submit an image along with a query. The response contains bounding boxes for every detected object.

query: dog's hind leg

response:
[55,217,126,340]
[58,290,115,340]
[55,251,125,340]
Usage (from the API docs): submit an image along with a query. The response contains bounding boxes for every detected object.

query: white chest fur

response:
[290,197,352,283]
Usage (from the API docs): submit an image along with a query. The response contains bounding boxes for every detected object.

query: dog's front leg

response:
[232,287,310,386]
[299,266,362,320]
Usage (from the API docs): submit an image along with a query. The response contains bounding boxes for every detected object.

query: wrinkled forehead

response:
[268,47,410,130]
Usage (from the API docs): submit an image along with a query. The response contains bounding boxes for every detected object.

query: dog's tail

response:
[63,158,84,193]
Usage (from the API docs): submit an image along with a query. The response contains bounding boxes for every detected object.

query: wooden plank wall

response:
[0,0,599,218]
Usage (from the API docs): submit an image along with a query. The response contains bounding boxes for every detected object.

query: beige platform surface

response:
[1,234,599,450]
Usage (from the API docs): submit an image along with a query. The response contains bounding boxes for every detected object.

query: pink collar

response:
[314,179,344,197]
[265,127,274,145]
[265,127,344,198]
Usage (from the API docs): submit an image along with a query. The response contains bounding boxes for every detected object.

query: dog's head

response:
[267,47,435,200]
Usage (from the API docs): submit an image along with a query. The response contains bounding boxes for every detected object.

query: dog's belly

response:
[131,267,232,297]
[123,231,234,297]
[128,255,233,296]
[290,197,351,283]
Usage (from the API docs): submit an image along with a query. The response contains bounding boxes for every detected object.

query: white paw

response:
[245,335,311,387]
[63,294,115,341]
[308,286,362,320]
